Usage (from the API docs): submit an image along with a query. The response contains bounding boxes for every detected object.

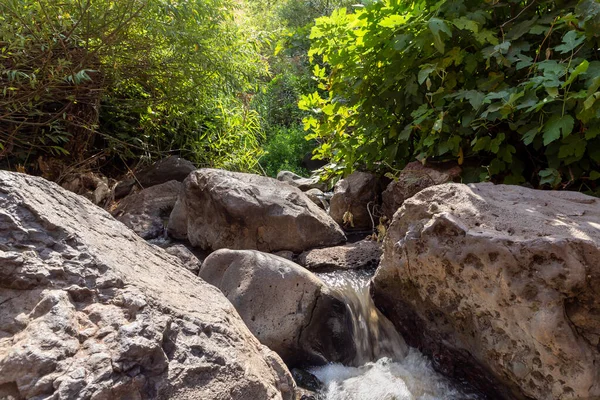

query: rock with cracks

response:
[372,182,600,400]
[168,169,346,253]
[0,171,295,400]
[200,249,356,367]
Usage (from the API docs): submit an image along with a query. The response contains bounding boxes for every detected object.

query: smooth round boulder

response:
[373,182,600,400]
[200,249,356,367]
[168,169,346,253]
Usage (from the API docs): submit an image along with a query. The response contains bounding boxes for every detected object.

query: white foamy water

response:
[314,269,478,400]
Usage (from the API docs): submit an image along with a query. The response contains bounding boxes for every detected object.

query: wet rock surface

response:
[200,249,356,367]
[298,240,381,271]
[372,182,600,400]
[168,169,346,253]
[112,180,181,239]
[0,171,295,400]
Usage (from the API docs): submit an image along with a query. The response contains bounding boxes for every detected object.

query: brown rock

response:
[305,188,328,210]
[61,171,112,206]
[168,169,346,253]
[112,180,181,239]
[298,240,381,271]
[114,156,196,199]
[0,171,295,400]
[381,161,460,219]
[330,172,381,231]
[372,182,600,400]
[200,249,356,367]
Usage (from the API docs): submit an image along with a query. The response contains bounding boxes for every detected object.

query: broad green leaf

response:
[563,60,589,87]
[522,127,538,145]
[555,30,586,54]
[543,115,575,145]
[380,15,409,28]
[452,17,479,33]
[465,90,485,110]
[429,18,452,53]
[583,92,600,110]
[418,65,436,85]
[539,168,561,186]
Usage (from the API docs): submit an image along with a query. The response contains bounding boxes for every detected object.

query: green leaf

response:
[555,30,586,54]
[418,65,436,85]
[380,15,409,28]
[584,92,600,109]
[590,171,600,180]
[522,128,538,145]
[539,168,561,186]
[452,17,479,33]
[563,60,589,87]
[429,18,452,53]
[543,115,575,145]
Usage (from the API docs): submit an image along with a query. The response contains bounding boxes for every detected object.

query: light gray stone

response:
[0,171,295,400]
[200,249,356,367]
[372,182,600,400]
[168,169,346,253]
[277,170,327,192]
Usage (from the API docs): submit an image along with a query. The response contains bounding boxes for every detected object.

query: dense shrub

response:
[300,0,600,189]
[259,125,313,177]
[0,0,265,173]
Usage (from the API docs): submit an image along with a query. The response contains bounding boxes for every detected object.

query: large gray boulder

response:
[329,171,381,231]
[168,169,346,253]
[112,180,181,239]
[200,249,356,367]
[0,172,295,400]
[372,182,600,400]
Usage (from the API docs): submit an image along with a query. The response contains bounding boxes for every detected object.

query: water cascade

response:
[311,270,479,400]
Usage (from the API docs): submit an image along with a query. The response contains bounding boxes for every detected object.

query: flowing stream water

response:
[311,269,479,400]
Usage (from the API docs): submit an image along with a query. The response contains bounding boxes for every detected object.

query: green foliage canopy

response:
[0,0,266,172]
[300,0,600,188]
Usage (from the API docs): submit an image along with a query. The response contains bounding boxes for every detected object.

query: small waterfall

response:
[321,270,408,366]
[313,269,479,400]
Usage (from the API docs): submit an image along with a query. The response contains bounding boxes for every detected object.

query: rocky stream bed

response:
[1,159,598,400]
